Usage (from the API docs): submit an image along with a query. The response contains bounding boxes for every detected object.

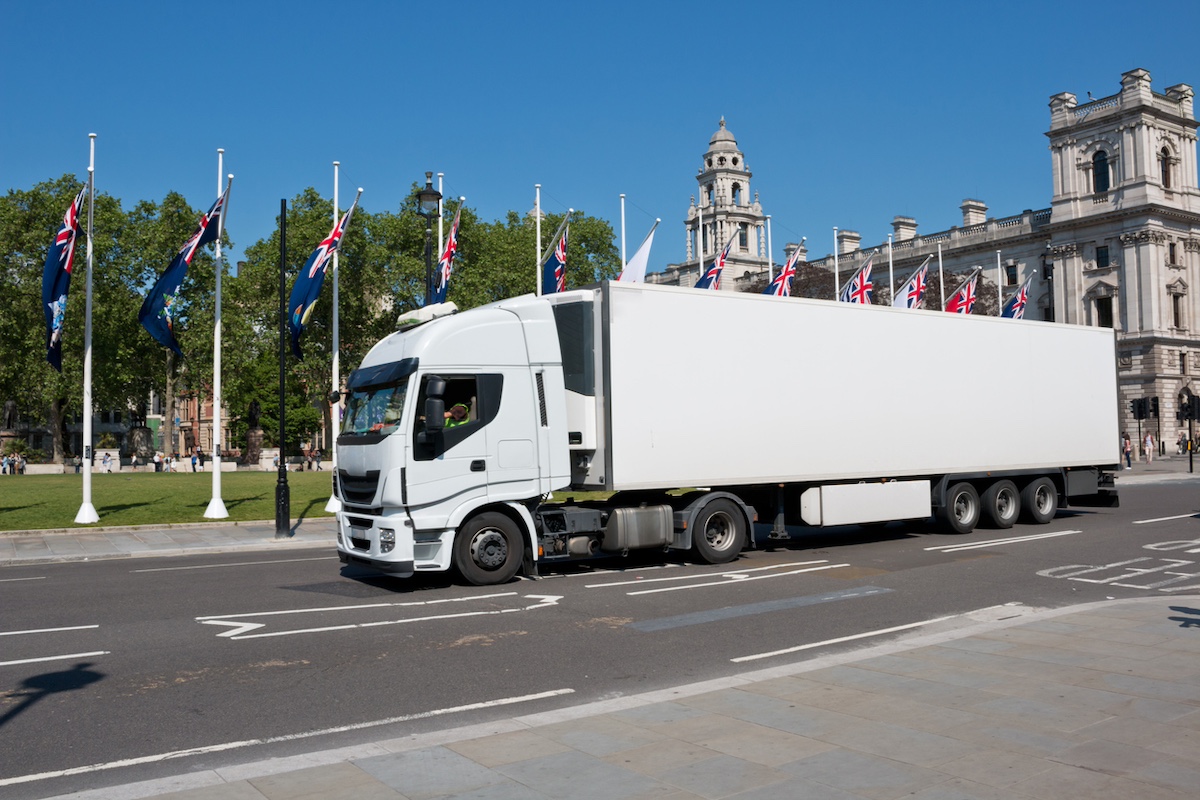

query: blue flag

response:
[763,245,801,297]
[540,213,571,295]
[138,187,229,356]
[289,193,360,360]
[1002,274,1034,319]
[430,206,461,305]
[41,187,87,371]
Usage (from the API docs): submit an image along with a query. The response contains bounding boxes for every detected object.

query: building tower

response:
[683,118,770,289]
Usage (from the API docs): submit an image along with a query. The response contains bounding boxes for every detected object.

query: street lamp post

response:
[417,172,442,304]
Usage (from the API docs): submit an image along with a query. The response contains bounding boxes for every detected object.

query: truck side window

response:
[413,374,504,460]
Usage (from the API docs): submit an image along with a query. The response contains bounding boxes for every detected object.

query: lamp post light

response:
[417,172,442,304]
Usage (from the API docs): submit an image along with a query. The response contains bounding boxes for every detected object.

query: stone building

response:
[651,69,1200,451]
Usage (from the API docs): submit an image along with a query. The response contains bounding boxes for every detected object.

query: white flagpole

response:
[437,172,444,257]
[535,184,542,296]
[75,134,98,524]
[888,234,894,303]
[204,149,231,518]
[697,204,704,276]
[833,227,840,298]
[620,193,627,271]
[766,215,774,282]
[938,242,945,309]
[995,250,1003,314]
[325,161,342,513]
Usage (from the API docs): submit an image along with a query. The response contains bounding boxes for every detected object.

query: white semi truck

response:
[334,281,1119,585]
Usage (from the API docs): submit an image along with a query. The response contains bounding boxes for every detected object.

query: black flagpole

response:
[275,199,291,538]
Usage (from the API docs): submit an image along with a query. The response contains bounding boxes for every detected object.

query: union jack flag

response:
[838,256,874,304]
[695,230,737,290]
[892,256,931,310]
[289,191,361,359]
[139,184,231,356]
[540,213,572,295]
[763,246,801,297]
[1001,273,1033,319]
[430,207,461,305]
[945,268,981,314]
[41,187,87,371]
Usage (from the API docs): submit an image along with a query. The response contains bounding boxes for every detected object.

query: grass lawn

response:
[0,470,336,532]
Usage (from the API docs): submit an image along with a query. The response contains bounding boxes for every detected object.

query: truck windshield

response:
[341,380,409,437]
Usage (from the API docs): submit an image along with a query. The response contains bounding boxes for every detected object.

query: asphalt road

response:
[2,479,1198,798]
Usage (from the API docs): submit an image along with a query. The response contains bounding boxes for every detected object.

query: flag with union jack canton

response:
[838,255,874,304]
[41,187,87,371]
[540,213,571,295]
[695,230,737,290]
[138,185,230,356]
[892,256,932,310]
[289,193,361,360]
[1001,273,1034,319]
[430,206,462,305]
[763,245,802,297]
[944,267,982,314]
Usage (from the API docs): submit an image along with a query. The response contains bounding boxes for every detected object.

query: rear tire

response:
[691,498,746,564]
[454,512,523,585]
[981,480,1020,529]
[1020,477,1058,524]
[939,482,980,534]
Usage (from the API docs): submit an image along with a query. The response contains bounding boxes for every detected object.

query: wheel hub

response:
[471,529,507,569]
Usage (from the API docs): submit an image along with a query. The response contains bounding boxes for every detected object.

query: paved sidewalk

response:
[46,596,1200,800]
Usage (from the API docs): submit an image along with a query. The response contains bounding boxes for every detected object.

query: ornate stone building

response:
[652,70,1200,450]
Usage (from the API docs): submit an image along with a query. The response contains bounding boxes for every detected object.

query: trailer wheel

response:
[692,499,746,564]
[940,482,980,534]
[1020,478,1058,524]
[454,512,523,586]
[981,480,1020,529]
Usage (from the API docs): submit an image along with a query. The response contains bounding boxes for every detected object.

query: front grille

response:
[350,536,370,551]
[338,470,380,505]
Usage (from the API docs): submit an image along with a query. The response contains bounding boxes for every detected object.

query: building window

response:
[1092,151,1110,193]
[1005,264,1017,285]
[1096,246,1109,269]
[1096,296,1113,328]
[1173,294,1185,329]
[1169,242,1177,265]
[731,183,742,205]
[738,224,748,251]
[1181,352,1188,374]
[1160,147,1172,189]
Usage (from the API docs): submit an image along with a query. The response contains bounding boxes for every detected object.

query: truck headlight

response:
[379,528,395,554]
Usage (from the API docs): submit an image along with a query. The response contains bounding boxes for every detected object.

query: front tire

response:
[691,498,746,564]
[454,512,523,586]
[939,482,980,534]
[981,480,1020,529]
[1020,477,1058,524]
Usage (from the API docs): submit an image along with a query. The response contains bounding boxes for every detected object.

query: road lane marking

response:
[198,594,562,640]
[133,556,338,572]
[0,688,575,789]
[0,624,99,637]
[0,651,110,668]
[585,561,828,589]
[626,563,851,595]
[731,615,958,663]
[1132,513,1200,525]
[925,530,1082,553]
[0,576,46,583]
[196,592,519,621]
[630,586,893,632]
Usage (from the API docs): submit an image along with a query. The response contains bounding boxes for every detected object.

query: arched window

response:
[1160,147,1172,189]
[738,223,748,250]
[731,182,742,205]
[1092,151,1110,193]
[706,184,714,206]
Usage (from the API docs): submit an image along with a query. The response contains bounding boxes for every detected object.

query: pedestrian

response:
[1144,431,1156,464]
[191,453,198,472]
[315,449,323,471]
[1178,432,1186,455]
[1,454,8,475]
[130,453,138,471]
[1122,433,1132,469]
[102,452,112,473]
[153,452,161,472]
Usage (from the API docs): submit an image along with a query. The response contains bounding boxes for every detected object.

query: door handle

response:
[470,460,486,472]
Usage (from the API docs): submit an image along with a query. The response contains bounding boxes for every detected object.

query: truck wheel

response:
[981,480,1020,529]
[454,512,523,586]
[940,482,980,534]
[692,499,746,564]
[1020,478,1058,524]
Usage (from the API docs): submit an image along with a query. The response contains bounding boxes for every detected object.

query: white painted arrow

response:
[201,620,266,638]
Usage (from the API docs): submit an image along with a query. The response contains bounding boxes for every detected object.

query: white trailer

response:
[334,282,1119,585]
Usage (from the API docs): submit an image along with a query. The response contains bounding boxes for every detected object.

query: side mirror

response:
[328,390,341,404]
[425,398,445,434]
[426,376,447,399]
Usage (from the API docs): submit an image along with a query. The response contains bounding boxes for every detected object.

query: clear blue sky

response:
[4,0,1198,271]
